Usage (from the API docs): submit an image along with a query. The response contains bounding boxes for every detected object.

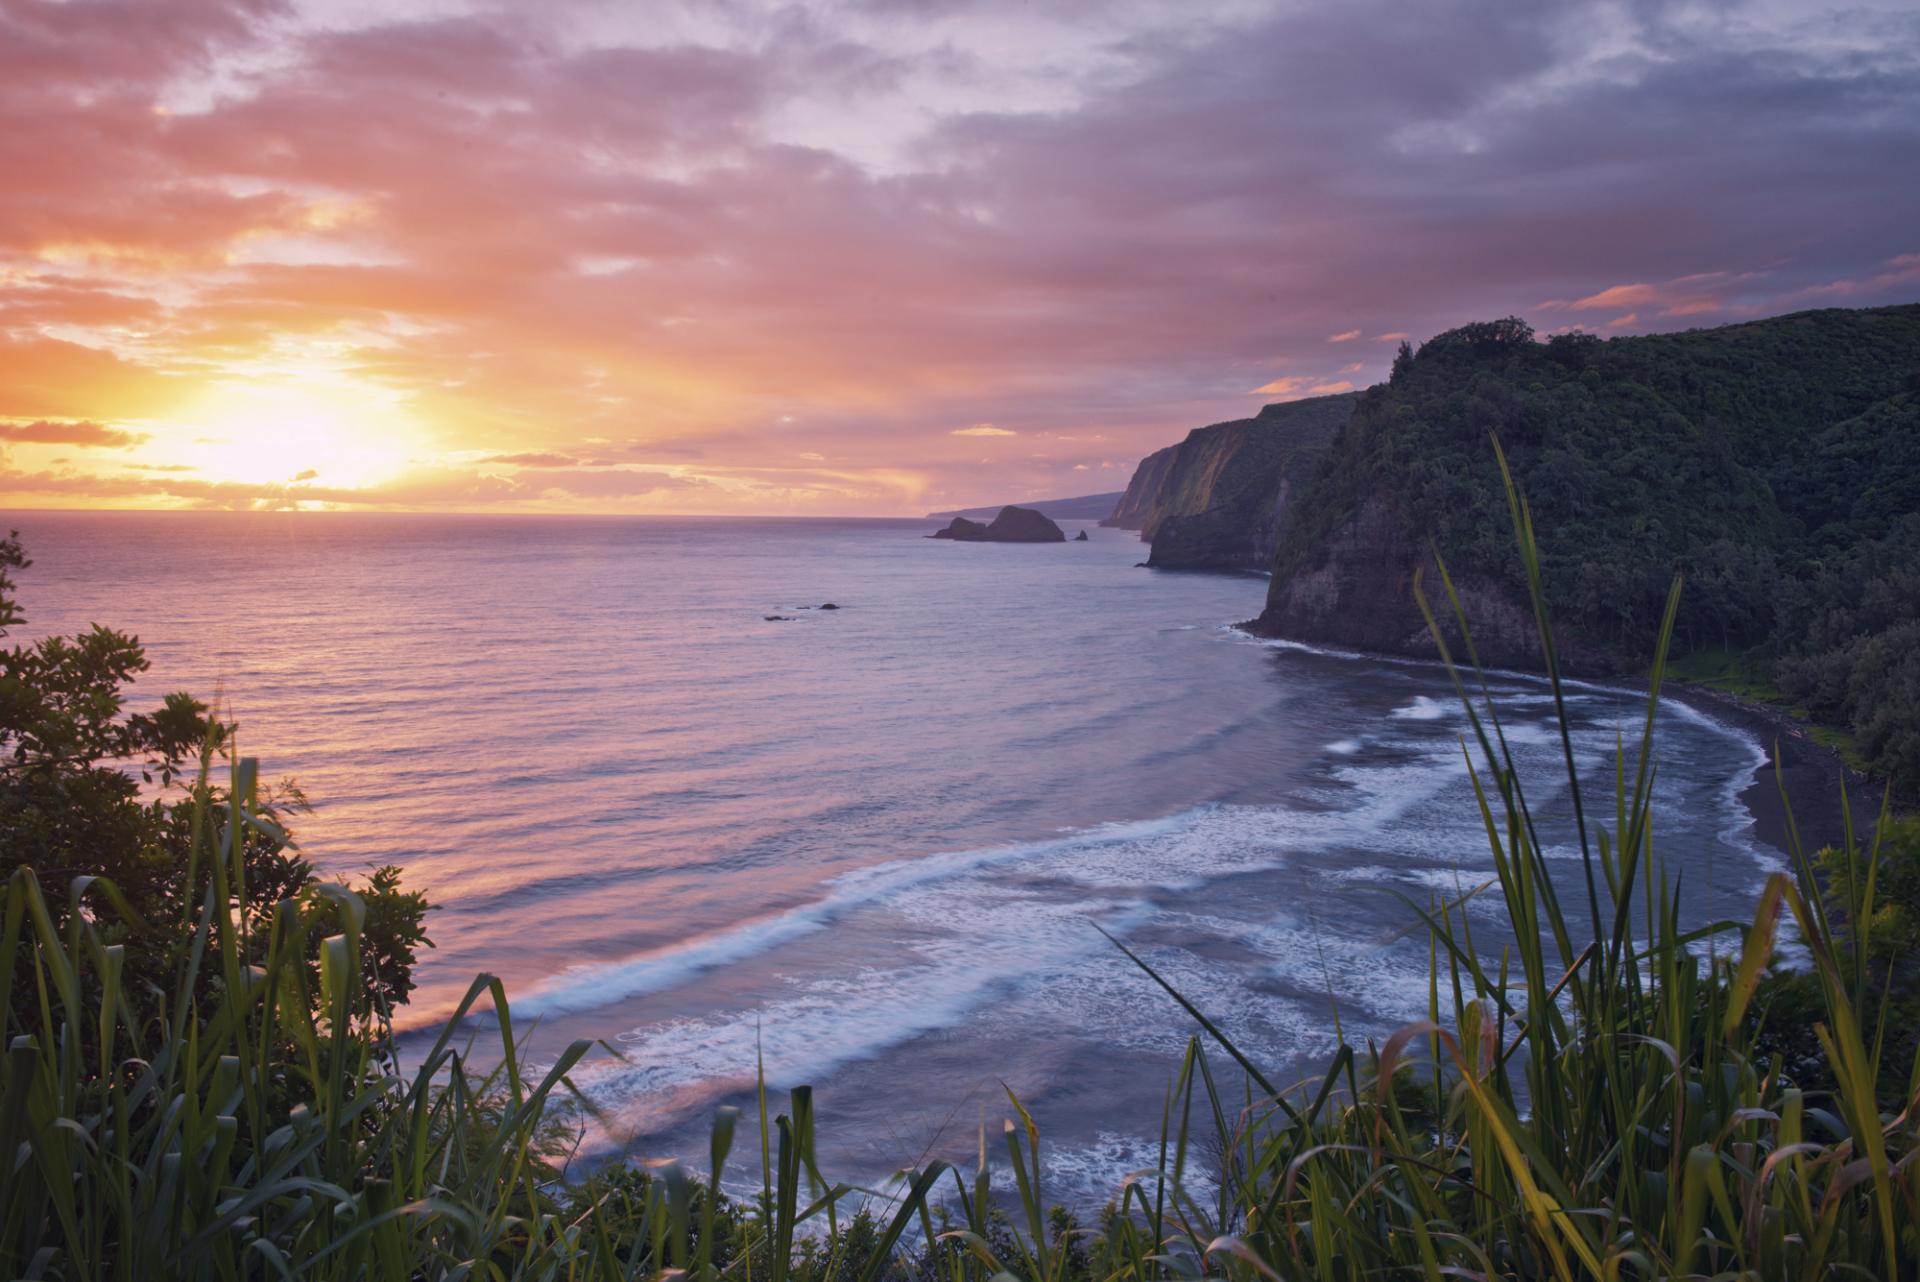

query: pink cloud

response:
[1787,251,1920,303]
[0,2,1913,512]
[1254,376,1354,400]
[1570,283,1661,312]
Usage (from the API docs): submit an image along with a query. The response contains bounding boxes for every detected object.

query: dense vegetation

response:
[1268,305,1920,788]
[5,486,1920,1277]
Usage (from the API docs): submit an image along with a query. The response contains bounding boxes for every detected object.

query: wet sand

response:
[1667,682,1894,861]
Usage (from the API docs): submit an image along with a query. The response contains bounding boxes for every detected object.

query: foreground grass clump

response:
[5,455,1920,1278]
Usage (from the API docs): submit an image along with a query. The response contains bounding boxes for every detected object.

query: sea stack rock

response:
[1074,529,1089,541]
[928,506,1067,543]
[985,506,1067,542]
[929,516,989,540]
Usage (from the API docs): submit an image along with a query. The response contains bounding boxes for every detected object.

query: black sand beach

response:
[1669,682,1897,863]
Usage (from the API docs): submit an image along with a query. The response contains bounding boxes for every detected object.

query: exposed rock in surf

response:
[1074,529,1089,541]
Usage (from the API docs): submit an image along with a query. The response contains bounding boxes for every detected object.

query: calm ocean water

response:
[13,510,1774,1199]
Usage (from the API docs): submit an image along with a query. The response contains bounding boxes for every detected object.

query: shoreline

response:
[1662,680,1891,863]
[1231,621,1892,861]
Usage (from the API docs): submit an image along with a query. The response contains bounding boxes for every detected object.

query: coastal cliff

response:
[1096,394,1356,569]
[1249,307,1920,672]
[1144,394,1357,570]
[1095,304,1920,786]
[1242,305,1920,790]
[1100,445,1177,529]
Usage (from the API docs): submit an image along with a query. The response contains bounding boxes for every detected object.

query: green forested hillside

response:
[1262,305,1920,787]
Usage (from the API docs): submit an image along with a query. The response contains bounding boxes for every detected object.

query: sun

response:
[173,378,419,492]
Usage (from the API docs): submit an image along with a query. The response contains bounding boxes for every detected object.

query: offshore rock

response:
[929,506,1067,543]
[928,516,989,540]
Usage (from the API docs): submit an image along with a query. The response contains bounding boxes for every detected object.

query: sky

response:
[1,0,1917,515]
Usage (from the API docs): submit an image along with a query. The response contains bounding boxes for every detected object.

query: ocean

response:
[11,510,1775,1201]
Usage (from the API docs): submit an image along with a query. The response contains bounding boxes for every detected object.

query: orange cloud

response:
[1569,283,1661,311]
[0,419,145,447]
[1254,376,1354,399]
[1,3,1910,514]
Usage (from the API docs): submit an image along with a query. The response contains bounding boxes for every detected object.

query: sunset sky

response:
[2,0,1916,515]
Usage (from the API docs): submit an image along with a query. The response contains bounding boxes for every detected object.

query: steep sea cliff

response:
[1247,306,1920,675]
[1101,444,1178,531]
[1106,304,1920,790]
[1101,393,1356,569]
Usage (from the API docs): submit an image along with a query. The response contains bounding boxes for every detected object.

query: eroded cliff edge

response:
[1147,394,1357,570]
[1099,393,1357,569]
[1101,445,1178,530]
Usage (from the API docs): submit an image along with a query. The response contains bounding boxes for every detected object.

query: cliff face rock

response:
[1100,446,1177,529]
[1252,493,1611,671]
[929,505,1067,543]
[1142,394,1359,570]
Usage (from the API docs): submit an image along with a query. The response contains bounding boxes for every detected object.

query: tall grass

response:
[5,455,1917,1277]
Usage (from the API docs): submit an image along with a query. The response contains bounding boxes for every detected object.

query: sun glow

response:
[170,379,421,492]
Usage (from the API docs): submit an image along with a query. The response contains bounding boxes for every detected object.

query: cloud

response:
[0,462,704,511]
[1566,283,1662,312]
[0,419,146,448]
[951,425,1016,436]
[1254,376,1356,399]
[1786,251,1920,303]
[3,0,1917,512]
[1337,362,1365,374]
[480,451,583,467]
